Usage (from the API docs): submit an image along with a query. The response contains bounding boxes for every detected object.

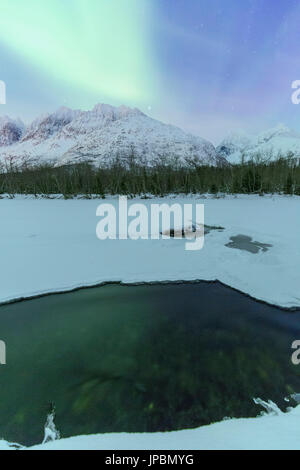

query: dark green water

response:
[0,282,300,446]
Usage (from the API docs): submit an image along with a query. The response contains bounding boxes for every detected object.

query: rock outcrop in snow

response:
[0,116,24,147]
[21,107,81,143]
[217,124,300,164]
[0,104,220,167]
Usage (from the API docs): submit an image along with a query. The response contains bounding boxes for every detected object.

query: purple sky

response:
[153,0,300,142]
[1,0,300,144]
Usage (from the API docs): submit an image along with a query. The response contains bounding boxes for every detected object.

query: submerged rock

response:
[161,224,225,239]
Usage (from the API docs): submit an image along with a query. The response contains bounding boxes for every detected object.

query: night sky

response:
[0,0,300,143]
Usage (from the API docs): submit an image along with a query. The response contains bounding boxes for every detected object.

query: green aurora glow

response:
[0,0,156,105]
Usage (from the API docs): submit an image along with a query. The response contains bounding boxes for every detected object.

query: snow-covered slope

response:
[28,403,300,450]
[21,106,81,143]
[0,104,219,167]
[217,124,300,164]
[1,399,300,450]
[0,116,24,148]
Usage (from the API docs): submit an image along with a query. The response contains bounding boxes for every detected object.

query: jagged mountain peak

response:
[217,124,300,163]
[216,129,253,159]
[0,103,221,167]
[0,116,25,147]
[91,103,143,119]
[21,107,81,143]
[256,123,295,144]
[0,115,24,128]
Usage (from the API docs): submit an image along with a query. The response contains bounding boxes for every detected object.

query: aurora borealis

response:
[0,0,300,143]
[0,0,156,104]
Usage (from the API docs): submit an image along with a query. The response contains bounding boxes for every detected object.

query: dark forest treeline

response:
[0,158,300,197]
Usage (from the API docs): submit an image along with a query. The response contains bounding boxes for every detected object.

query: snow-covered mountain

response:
[21,107,81,143]
[0,116,24,147]
[0,104,220,167]
[217,124,300,164]
[2,108,299,168]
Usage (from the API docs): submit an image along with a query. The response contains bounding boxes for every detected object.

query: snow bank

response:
[0,194,299,308]
[2,401,300,450]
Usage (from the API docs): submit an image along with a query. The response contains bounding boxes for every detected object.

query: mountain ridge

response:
[0,104,220,168]
[217,124,300,163]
